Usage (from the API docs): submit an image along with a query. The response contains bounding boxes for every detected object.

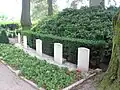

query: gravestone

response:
[77,47,90,72]
[23,36,27,48]
[36,39,42,56]
[18,33,21,43]
[54,43,63,64]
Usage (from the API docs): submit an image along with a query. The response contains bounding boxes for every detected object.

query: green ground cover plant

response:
[0,44,79,90]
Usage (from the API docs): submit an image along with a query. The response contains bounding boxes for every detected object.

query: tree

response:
[69,0,117,8]
[31,0,57,20]
[68,0,105,8]
[108,0,117,6]
[98,9,120,90]
[31,0,48,20]
[90,0,104,7]
[90,0,117,7]
[47,0,53,15]
[21,0,32,29]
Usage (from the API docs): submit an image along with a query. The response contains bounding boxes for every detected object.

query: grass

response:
[0,44,79,90]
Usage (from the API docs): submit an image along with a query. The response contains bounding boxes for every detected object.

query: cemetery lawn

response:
[0,44,81,90]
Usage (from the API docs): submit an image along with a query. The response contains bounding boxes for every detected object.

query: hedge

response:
[32,6,118,64]
[32,6,117,41]
[21,31,106,68]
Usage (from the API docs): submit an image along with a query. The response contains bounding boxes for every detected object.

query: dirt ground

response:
[9,38,17,44]
[70,71,104,90]
[70,78,96,90]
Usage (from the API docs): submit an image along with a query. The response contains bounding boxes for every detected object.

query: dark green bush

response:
[0,30,9,43]
[7,31,17,38]
[32,6,117,40]
[0,23,19,30]
[22,30,105,67]
[32,6,118,63]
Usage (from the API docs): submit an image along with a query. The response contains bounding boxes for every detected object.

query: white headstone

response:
[36,39,42,56]
[18,33,21,43]
[77,47,90,72]
[54,43,63,64]
[23,36,27,48]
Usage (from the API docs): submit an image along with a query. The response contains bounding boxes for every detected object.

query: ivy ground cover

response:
[0,44,81,90]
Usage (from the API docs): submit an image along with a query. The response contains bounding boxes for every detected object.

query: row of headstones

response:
[18,33,90,72]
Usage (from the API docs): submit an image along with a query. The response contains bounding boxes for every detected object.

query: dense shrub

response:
[0,30,9,43]
[0,22,19,30]
[21,31,105,68]
[7,30,17,38]
[32,6,117,40]
[32,6,118,63]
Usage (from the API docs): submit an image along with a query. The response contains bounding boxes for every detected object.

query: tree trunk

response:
[98,10,120,90]
[21,0,32,29]
[47,0,53,16]
[90,0,105,7]
[70,0,79,9]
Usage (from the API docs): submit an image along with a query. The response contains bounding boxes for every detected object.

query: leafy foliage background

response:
[32,6,118,63]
